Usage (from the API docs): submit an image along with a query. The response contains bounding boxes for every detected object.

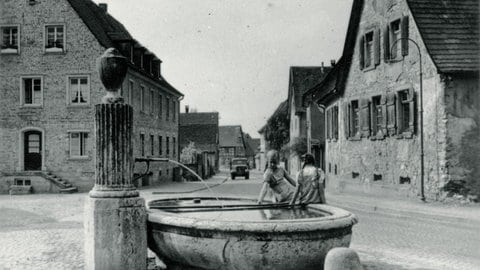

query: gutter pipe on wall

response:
[391,38,426,202]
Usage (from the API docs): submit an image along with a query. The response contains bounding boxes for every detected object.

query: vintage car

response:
[230,158,249,180]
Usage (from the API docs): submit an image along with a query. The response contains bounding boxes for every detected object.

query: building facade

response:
[0,0,182,193]
[219,126,246,170]
[287,66,330,176]
[179,111,219,174]
[306,0,479,200]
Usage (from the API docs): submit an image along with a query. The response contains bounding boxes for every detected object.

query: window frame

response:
[166,136,170,156]
[150,89,154,115]
[158,94,163,119]
[140,85,146,112]
[44,24,66,53]
[68,131,89,159]
[1,24,20,54]
[166,96,170,120]
[158,135,163,156]
[172,137,176,157]
[140,133,145,156]
[66,75,90,106]
[150,134,155,156]
[396,88,415,138]
[364,30,375,69]
[20,76,43,107]
[389,19,402,60]
[350,100,360,139]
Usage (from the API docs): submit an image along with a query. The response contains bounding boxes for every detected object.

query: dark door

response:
[24,131,42,171]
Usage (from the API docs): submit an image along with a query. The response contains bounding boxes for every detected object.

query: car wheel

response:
[245,173,249,180]
[231,174,235,180]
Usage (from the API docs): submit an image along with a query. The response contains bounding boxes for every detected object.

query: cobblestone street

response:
[0,172,479,270]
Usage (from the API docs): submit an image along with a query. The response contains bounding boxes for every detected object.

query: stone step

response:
[59,187,78,194]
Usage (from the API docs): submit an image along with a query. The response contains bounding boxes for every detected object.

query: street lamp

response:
[390,38,426,202]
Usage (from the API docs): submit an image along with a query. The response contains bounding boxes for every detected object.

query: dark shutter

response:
[380,94,388,137]
[386,93,396,135]
[408,88,415,133]
[370,98,376,136]
[359,36,365,70]
[326,108,331,140]
[384,25,390,61]
[401,16,409,56]
[374,28,380,66]
[334,106,339,140]
[360,98,370,137]
[344,102,350,139]
[396,92,403,134]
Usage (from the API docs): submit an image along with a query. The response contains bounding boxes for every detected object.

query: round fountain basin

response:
[147,197,358,270]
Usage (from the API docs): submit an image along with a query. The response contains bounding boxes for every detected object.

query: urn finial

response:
[97,48,128,104]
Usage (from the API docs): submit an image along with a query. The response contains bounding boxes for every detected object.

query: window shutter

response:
[396,92,403,134]
[408,88,415,133]
[344,102,350,139]
[384,25,390,61]
[380,94,388,137]
[386,93,397,135]
[326,108,331,139]
[334,106,339,140]
[370,98,376,136]
[349,102,355,137]
[374,28,380,66]
[360,98,370,137]
[401,16,409,56]
[359,36,365,70]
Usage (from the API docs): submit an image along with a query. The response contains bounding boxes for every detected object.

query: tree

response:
[264,100,290,151]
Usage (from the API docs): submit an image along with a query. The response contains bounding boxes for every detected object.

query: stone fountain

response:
[85,48,358,270]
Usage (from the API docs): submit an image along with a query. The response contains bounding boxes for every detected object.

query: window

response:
[150,90,154,114]
[127,80,134,104]
[397,89,415,136]
[158,95,163,119]
[385,16,409,61]
[22,77,42,106]
[14,178,31,186]
[166,97,170,120]
[371,95,384,137]
[45,25,65,53]
[140,85,145,111]
[1,26,19,54]
[326,105,338,140]
[140,134,145,156]
[150,135,154,156]
[68,76,89,105]
[359,28,380,70]
[158,135,163,156]
[364,31,374,68]
[228,148,234,156]
[172,137,176,156]
[172,100,176,122]
[166,137,170,156]
[351,100,360,137]
[70,132,88,157]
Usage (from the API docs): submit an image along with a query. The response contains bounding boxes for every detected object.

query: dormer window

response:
[45,25,65,53]
[1,26,19,54]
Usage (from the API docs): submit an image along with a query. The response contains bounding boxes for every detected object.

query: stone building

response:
[304,0,479,200]
[0,0,183,193]
[287,66,331,176]
[179,111,219,173]
[218,125,246,170]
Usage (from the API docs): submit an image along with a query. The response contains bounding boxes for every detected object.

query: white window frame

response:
[20,76,43,107]
[66,75,90,106]
[68,131,89,159]
[44,24,66,53]
[1,25,20,54]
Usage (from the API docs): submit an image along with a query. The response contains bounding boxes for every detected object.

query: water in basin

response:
[148,197,329,221]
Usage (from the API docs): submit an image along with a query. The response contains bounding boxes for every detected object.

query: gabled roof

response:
[406,0,479,73]
[66,0,183,96]
[288,66,332,115]
[219,126,245,148]
[180,112,219,126]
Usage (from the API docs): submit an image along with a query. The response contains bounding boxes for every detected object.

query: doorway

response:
[24,130,42,171]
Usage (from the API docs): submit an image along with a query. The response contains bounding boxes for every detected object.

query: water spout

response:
[134,157,222,205]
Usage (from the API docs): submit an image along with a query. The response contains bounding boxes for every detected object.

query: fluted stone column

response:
[85,48,147,270]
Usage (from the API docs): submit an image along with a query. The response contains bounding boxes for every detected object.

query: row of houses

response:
[260,0,479,200]
[179,108,260,176]
[0,0,183,193]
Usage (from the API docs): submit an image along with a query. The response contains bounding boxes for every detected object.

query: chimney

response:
[331,59,336,66]
[321,61,324,73]
[185,105,189,113]
[99,3,107,12]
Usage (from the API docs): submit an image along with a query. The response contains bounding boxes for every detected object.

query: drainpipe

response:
[391,38,426,202]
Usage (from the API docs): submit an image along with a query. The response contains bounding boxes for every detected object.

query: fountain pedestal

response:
[84,49,146,270]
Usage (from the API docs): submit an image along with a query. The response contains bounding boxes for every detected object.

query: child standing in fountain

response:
[290,153,326,205]
[257,150,296,204]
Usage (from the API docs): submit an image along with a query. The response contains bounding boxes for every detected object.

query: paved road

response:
[0,170,479,270]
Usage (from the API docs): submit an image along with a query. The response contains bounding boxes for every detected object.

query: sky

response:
[92,0,353,137]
